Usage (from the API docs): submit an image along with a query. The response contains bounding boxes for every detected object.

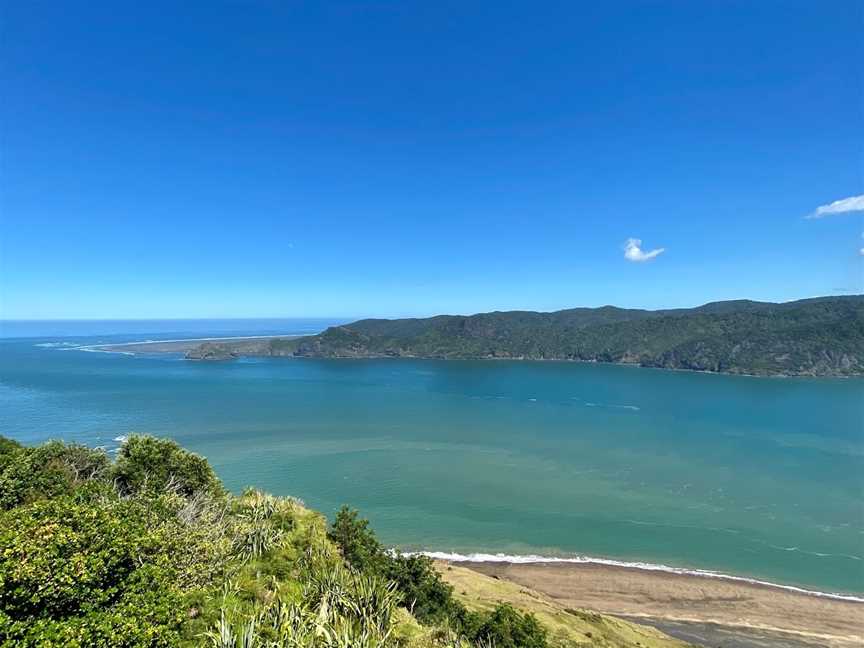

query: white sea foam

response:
[75,347,135,356]
[583,401,639,411]
[768,545,862,561]
[34,340,135,355]
[406,551,864,603]
[88,334,303,349]
[113,435,128,443]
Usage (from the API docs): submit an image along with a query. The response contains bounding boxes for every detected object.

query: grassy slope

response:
[216,499,691,648]
[437,563,692,648]
[179,491,334,643]
[183,497,691,647]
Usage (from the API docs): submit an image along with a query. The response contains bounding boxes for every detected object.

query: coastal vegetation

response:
[0,435,690,648]
[185,296,864,376]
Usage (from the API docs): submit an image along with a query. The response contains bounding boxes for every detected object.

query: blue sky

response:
[1,1,862,319]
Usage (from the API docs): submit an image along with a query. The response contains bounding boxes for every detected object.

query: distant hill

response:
[186,295,864,376]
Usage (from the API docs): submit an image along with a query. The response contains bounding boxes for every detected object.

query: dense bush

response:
[329,506,459,623]
[0,437,22,461]
[0,440,109,509]
[0,436,550,648]
[328,506,547,646]
[327,505,386,573]
[328,506,457,621]
[388,554,460,625]
[0,436,223,647]
[473,603,547,648]
[111,435,223,497]
[0,495,184,647]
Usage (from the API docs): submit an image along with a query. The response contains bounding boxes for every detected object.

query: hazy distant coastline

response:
[93,335,297,355]
[115,296,864,377]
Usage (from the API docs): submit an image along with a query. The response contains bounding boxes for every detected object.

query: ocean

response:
[1,319,862,597]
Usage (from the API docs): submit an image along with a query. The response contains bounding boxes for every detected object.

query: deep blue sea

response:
[1,319,862,596]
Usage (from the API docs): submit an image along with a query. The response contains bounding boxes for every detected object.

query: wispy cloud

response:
[806,195,864,219]
[623,238,665,262]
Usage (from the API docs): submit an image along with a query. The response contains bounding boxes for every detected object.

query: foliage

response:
[328,506,456,623]
[472,604,547,648]
[0,440,109,509]
[209,296,864,376]
[0,495,184,647]
[328,507,547,645]
[230,490,289,563]
[112,435,223,497]
[0,437,22,463]
[0,436,555,648]
[386,555,460,625]
[328,506,385,573]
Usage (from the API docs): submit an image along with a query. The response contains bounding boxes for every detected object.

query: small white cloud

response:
[806,195,864,219]
[623,238,665,262]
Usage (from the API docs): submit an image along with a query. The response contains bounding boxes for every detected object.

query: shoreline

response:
[90,334,298,347]
[87,333,296,348]
[413,551,864,602]
[52,336,858,379]
[75,334,301,355]
[447,559,864,647]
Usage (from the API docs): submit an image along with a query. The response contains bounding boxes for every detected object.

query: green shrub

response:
[0,437,23,479]
[112,435,223,497]
[0,496,184,647]
[473,603,547,648]
[0,436,22,458]
[0,440,109,509]
[386,554,459,624]
[328,507,460,625]
[204,565,402,648]
[327,505,385,573]
[327,507,549,645]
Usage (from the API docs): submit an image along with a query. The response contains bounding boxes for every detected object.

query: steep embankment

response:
[0,434,693,648]
[186,296,864,376]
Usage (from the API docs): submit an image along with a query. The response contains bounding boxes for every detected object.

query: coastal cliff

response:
[185,295,864,376]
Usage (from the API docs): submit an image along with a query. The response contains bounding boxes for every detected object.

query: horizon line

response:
[1,293,859,323]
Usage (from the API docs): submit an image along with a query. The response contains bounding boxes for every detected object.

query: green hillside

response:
[0,435,692,648]
[188,296,864,376]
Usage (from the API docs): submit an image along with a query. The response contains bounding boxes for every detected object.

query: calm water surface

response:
[1,320,862,594]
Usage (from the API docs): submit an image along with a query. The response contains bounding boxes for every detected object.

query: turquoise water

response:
[1,320,862,595]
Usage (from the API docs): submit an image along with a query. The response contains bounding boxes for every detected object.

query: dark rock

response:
[184,343,238,361]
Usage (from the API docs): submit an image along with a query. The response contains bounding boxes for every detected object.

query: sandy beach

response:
[456,561,864,647]
[93,335,289,354]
